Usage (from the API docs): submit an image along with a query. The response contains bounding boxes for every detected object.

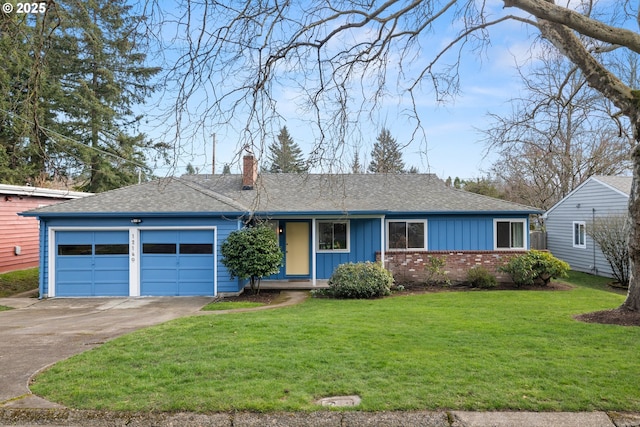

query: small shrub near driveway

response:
[220,225,283,294]
[327,261,393,299]
[500,250,569,287]
[466,266,497,288]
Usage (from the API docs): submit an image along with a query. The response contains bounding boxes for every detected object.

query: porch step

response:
[247,280,329,290]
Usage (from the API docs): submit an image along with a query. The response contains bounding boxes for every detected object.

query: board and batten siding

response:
[315,217,381,279]
[545,178,628,278]
[428,216,494,251]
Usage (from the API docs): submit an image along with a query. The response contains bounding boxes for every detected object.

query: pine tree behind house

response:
[266,126,308,173]
[62,0,163,192]
[368,128,405,173]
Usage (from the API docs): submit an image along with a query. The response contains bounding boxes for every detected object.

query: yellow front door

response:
[285,222,310,276]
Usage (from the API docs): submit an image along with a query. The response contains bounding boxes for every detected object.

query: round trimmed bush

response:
[328,262,393,299]
[499,250,569,287]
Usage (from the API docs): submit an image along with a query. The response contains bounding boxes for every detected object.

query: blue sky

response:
[142,2,540,181]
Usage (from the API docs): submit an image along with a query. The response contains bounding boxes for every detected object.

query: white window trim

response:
[316,220,350,253]
[493,218,527,251]
[573,221,587,249]
[386,219,428,251]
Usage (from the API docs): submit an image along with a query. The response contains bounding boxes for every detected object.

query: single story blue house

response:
[22,155,541,297]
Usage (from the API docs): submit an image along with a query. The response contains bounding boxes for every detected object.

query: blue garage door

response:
[56,231,129,296]
[140,229,215,296]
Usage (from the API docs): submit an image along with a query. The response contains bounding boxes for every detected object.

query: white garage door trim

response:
[48,226,217,297]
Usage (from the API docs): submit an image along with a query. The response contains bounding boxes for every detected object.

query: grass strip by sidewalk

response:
[31,273,639,412]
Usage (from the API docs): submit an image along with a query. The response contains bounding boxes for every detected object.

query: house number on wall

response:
[130,232,136,263]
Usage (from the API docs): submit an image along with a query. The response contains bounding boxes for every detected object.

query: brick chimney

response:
[242,154,258,190]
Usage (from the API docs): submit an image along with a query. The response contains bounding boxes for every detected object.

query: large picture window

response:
[317,221,349,251]
[494,219,526,250]
[387,221,426,250]
[573,221,586,248]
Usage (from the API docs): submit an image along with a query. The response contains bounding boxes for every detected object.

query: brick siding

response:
[376,250,525,284]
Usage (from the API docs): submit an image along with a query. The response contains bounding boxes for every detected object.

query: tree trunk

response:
[622,142,640,311]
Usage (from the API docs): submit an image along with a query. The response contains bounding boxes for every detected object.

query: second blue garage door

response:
[140,229,215,296]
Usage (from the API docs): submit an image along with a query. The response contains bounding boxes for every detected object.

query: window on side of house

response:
[387,220,427,250]
[317,221,349,251]
[573,221,586,248]
[494,219,526,250]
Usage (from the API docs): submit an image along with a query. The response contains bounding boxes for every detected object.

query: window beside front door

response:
[387,220,426,250]
[494,219,526,250]
[573,221,586,248]
[317,221,349,252]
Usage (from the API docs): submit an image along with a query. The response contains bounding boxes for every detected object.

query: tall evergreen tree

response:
[0,12,58,185]
[0,1,163,191]
[368,128,405,173]
[54,0,163,192]
[267,126,307,173]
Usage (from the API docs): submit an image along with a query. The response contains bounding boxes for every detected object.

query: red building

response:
[0,184,89,273]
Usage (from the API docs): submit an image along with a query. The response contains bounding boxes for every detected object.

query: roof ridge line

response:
[177,177,249,213]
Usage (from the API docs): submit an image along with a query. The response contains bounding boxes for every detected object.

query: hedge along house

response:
[22,155,541,297]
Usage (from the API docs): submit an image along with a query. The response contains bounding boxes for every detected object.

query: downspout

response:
[38,217,45,299]
[592,208,598,275]
[312,218,317,287]
[380,215,386,268]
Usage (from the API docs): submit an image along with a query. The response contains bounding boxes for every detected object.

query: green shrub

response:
[424,256,451,286]
[221,225,283,294]
[466,266,497,289]
[327,262,393,299]
[499,250,569,287]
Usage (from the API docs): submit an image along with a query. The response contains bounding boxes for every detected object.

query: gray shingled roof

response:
[22,178,247,215]
[594,175,632,196]
[24,173,541,216]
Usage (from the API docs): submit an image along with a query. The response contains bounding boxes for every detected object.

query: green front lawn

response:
[31,273,640,412]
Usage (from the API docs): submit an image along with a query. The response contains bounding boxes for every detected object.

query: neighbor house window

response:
[317,221,349,251]
[573,221,586,248]
[387,220,426,250]
[494,219,526,250]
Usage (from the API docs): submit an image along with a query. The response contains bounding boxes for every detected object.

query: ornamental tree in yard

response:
[221,225,283,295]
[587,214,630,288]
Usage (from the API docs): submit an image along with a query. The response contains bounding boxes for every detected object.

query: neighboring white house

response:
[543,175,632,278]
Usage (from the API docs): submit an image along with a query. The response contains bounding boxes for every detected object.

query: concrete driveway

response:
[0,296,213,408]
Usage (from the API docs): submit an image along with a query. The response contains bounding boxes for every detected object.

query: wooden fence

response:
[530,231,547,250]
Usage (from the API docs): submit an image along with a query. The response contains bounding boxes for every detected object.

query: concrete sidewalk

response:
[0,408,639,426]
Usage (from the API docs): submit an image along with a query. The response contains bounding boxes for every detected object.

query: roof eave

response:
[252,209,541,217]
[20,210,248,218]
